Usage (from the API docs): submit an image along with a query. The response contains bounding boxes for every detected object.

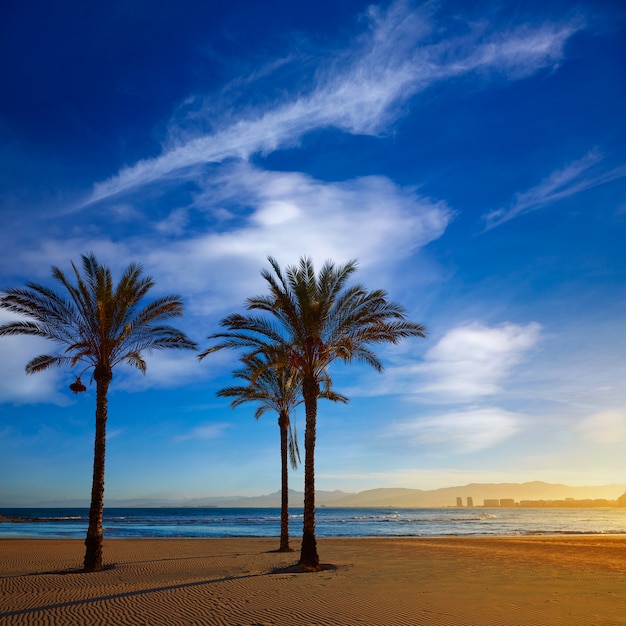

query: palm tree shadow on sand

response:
[270,562,339,574]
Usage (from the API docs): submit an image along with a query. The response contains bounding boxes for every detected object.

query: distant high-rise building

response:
[499,499,515,508]
[467,497,474,507]
[456,497,463,507]
[483,499,500,507]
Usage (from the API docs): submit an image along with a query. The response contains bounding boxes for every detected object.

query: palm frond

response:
[1,252,195,383]
[0,285,81,346]
[122,351,147,373]
[198,324,281,361]
[0,320,45,337]
[25,354,73,374]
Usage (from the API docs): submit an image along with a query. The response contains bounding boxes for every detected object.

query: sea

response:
[1,507,626,539]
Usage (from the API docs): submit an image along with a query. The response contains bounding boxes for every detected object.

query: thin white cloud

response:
[356,321,541,401]
[175,422,230,442]
[18,163,452,309]
[459,22,578,79]
[82,2,581,206]
[483,150,626,229]
[420,322,541,400]
[391,407,523,453]
[140,164,453,311]
[576,408,626,445]
[106,428,126,441]
[18,238,133,282]
[113,350,202,392]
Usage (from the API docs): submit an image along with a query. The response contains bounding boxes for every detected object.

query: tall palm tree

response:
[208,350,347,552]
[202,256,427,570]
[216,352,300,552]
[0,253,197,571]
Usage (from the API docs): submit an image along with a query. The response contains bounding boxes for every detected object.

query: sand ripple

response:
[1,537,625,625]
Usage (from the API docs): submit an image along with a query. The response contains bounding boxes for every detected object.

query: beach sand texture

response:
[1,536,625,625]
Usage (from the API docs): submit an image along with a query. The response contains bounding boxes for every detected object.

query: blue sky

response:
[1,0,625,506]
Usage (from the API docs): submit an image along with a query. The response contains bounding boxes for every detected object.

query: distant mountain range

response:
[22,481,626,508]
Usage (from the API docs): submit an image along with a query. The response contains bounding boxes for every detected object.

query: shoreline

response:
[3,506,625,541]
[2,536,625,625]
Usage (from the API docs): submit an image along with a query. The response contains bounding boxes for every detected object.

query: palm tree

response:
[202,256,427,570]
[208,350,347,552]
[0,253,197,571]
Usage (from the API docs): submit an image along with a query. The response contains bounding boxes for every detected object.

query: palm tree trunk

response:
[299,376,320,570]
[83,365,112,572]
[278,411,290,552]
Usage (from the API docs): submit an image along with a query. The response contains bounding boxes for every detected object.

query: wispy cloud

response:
[356,321,541,402]
[576,408,626,445]
[106,428,126,441]
[12,162,452,299]
[82,2,581,206]
[483,150,626,229]
[391,407,523,453]
[114,350,202,392]
[457,22,579,79]
[175,422,230,442]
[138,164,454,311]
[419,322,541,400]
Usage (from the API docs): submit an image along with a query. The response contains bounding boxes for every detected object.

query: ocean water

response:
[1,507,626,539]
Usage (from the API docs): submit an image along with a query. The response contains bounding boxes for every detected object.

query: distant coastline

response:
[1,498,626,527]
[4,480,626,509]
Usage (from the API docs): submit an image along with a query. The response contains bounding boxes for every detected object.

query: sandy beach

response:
[1,536,625,625]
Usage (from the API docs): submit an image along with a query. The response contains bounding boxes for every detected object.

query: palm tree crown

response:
[0,253,197,571]
[217,353,303,470]
[0,253,195,376]
[202,256,426,569]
